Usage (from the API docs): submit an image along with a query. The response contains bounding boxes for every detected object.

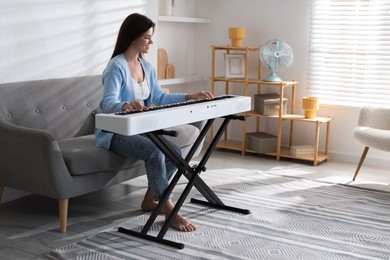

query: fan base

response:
[263,72,282,82]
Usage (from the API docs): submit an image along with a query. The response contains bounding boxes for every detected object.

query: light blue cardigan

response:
[95,54,186,149]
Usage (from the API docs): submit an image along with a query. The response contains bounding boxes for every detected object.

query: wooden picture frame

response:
[224,53,245,78]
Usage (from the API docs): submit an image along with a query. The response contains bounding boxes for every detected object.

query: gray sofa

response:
[0,75,204,232]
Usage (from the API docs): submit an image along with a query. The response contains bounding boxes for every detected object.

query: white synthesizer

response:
[95,95,251,136]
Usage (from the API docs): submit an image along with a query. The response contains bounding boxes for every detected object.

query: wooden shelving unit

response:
[210,45,332,166]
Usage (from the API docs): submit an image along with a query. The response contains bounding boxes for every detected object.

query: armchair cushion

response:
[354,127,390,152]
[353,105,390,152]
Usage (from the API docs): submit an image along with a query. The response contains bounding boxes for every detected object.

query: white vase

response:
[160,0,175,16]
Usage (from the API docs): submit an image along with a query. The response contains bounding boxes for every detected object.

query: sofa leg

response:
[58,199,68,233]
[353,146,369,181]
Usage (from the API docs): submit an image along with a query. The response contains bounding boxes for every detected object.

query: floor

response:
[0,149,389,259]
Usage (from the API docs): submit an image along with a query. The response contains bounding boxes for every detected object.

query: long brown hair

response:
[111,13,155,59]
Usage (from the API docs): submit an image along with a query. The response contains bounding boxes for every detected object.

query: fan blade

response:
[268,57,278,72]
[273,40,282,52]
[278,55,293,68]
[278,49,293,58]
[278,49,292,56]
[261,48,275,57]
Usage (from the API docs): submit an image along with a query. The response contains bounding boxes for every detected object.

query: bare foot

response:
[170,213,197,232]
[141,188,196,231]
[164,199,196,232]
[141,187,159,212]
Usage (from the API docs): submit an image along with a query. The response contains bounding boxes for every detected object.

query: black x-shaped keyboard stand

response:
[118,115,251,249]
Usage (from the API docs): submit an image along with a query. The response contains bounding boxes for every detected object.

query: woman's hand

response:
[122,101,148,112]
[185,91,214,101]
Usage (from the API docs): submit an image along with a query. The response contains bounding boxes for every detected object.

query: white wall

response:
[193,0,390,167]
[0,0,153,84]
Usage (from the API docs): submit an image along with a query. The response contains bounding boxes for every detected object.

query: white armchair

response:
[352,105,390,181]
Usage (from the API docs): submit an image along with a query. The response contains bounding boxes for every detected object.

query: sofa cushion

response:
[58,135,142,176]
[58,124,199,176]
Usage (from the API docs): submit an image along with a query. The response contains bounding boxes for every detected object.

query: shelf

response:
[156,12,209,87]
[158,75,208,86]
[245,111,333,123]
[266,149,329,164]
[158,16,209,23]
[213,77,297,86]
[216,140,243,151]
[216,140,329,164]
[213,45,260,51]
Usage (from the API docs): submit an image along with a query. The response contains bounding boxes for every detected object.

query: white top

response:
[132,77,150,106]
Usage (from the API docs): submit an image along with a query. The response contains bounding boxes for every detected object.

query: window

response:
[307,0,390,107]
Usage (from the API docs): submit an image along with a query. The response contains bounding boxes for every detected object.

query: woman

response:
[95,13,213,232]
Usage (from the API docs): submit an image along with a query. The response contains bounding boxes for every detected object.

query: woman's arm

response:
[100,58,135,113]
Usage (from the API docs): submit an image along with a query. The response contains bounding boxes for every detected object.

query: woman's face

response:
[132,27,154,54]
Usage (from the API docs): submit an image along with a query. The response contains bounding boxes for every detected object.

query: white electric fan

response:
[259,39,293,82]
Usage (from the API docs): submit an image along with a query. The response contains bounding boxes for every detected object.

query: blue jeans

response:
[110,133,180,201]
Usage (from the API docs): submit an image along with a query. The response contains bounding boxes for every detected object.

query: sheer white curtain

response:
[307,0,390,107]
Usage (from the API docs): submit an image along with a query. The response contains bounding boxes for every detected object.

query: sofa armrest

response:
[162,121,206,159]
[189,120,206,132]
[0,122,72,198]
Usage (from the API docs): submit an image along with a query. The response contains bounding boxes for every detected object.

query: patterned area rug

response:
[47,171,390,260]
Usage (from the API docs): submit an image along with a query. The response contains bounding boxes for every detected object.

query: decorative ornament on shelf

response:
[302,97,319,119]
[157,48,175,80]
[259,39,293,82]
[228,27,245,47]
